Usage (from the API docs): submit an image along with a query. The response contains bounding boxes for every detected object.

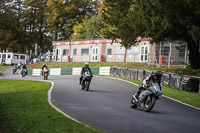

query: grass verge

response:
[0,79,100,133]
[0,65,12,71]
[110,76,200,108]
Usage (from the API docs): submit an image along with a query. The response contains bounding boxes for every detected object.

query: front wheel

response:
[130,96,137,108]
[85,80,91,91]
[144,95,156,112]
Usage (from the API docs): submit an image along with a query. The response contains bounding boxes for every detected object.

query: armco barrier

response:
[162,73,170,86]
[91,67,100,75]
[72,68,82,75]
[32,69,41,76]
[99,67,110,75]
[169,74,182,89]
[27,66,200,93]
[61,68,72,75]
[129,68,137,80]
[50,68,61,75]
[180,76,199,92]
[110,66,200,93]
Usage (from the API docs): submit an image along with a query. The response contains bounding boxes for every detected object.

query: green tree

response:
[102,0,200,69]
[129,0,200,69]
[46,0,100,41]
[71,15,104,40]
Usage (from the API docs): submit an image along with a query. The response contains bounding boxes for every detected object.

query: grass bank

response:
[114,76,200,108]
[0,65,12,71]
[27,62,200,77]
[0,79,100,133]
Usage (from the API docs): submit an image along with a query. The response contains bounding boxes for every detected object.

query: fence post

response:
[159,42,162,67]
[168,41,172,68]
[184,43,188,68]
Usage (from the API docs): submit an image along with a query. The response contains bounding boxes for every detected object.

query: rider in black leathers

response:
[134,70,162,99]
[79,62,93,85]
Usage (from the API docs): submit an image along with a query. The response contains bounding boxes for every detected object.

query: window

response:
[73,49,77,56]
[107,48,112,55]
[81,48,89,56]
[115,47,125,55]
[140,46,149,62]
[0,54,1,58]
[127,46,139,55]
[7,54,11,58]
[14,55,19,59]
[20,55,25,60]
[63,49,69,55]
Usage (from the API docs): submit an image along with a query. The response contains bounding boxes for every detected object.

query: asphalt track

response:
[0,68,200,133]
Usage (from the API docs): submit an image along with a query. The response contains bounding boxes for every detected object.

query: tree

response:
[0,0,26,52]
[71,15,104,40]
[46,0,100,41]
[129,0,200,69]
[102,0,200,69]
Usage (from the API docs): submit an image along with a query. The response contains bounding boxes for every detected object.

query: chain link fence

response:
[149,41,188,68]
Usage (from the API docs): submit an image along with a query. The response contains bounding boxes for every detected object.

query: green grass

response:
[27,62,200,77]
[0,65,12,71]
[0,79,100,133]
[112,76,200,108]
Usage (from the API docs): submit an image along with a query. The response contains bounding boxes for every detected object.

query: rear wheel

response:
[144,95,156,112]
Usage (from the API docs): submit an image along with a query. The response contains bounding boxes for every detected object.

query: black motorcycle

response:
[131,82,162,112]
[81,72,92,91]
[13,65,17,74]
[21,68,26,77]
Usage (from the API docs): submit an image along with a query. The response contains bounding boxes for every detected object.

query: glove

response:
[144,84,148,87]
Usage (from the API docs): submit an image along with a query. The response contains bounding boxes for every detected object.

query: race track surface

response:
[1,68,200,133]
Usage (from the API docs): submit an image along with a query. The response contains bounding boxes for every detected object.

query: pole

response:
[184,42,188,68]
[159,42,161,67]
[168,41,171,68]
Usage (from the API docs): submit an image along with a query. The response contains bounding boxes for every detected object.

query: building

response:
[52,38,153,63]
[52,38,188,67]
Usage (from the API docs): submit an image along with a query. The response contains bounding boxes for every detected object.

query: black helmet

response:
[154,70,162,80]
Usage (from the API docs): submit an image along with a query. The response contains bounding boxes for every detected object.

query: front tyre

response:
[85,80,91,91]
[144,95,156,112]
[130,96,137,108]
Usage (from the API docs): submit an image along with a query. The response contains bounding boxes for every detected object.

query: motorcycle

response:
[21,68,26,77]
[13,65,17,74]
[81,72,92,91]
[43,67,48,80]
[131,82,162,112]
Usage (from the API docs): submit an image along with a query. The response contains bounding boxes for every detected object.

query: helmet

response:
[154,70,162,80]
[84,62,89,67]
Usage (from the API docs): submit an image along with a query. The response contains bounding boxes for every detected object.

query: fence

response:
[148,41,188,68]
[110,67,200,93]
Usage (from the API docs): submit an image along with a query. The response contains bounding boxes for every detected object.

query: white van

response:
[0,52,28,65]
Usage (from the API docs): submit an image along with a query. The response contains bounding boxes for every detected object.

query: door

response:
[2,54,6,64]
[140,46,149,62]
[92,47,99,62]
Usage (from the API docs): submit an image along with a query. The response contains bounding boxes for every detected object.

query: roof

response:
[52,37,151,46]
[0,52,27,55]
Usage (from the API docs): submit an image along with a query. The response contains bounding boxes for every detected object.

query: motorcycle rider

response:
[21,64,27,75]
[13,64,18,73]
[79,62,93,85]
[134,70,162,100]
[42,63,48,76]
